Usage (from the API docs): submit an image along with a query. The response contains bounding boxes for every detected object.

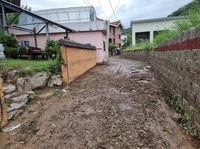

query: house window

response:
[119,34,121,39]
[109,38,112,43]
[113,28,115,36]
[110,28,111,33]
[119,43,121,48]
[103,41,105,51]
[113,39,115,44]
[90,11,94,21]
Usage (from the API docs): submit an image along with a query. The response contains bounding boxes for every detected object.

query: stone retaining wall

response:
[121,25,200,127]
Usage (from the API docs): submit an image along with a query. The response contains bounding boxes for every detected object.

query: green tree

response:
[168,0,200,17]
[44,40,60,59]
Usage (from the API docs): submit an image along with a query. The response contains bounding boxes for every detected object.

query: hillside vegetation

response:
[168,0,200,17]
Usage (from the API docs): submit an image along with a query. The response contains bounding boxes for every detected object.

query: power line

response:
[108,0,117,20]
[83,0,90,6]
[110,0,120,20]
[86,0,92,7]
[98,0,107,20]
[83,0,102,19]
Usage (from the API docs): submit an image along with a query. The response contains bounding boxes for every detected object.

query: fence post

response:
[0,77,8,127]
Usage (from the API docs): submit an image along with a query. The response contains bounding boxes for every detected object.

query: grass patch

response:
[122,44,143,51]
[0,59,60,77]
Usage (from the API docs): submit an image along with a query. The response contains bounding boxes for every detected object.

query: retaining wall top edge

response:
[59,39,96,50]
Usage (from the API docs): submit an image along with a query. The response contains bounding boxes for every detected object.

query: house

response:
[9,6,109,63]
[109,20,123,52]
[131,16,183,45]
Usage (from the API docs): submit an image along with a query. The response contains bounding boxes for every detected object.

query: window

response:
[119,34,121,39]
[113,28,115,36]
[109,38,112,43]
[110,28,111,33]
[113,39,115,44]
[103,41,105,51]
[90,11,94,21]
[119,43,121,48]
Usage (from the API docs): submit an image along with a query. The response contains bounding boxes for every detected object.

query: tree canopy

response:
[168,0,200,17]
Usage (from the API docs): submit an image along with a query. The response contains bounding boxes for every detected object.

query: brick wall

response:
[121,25,200,127]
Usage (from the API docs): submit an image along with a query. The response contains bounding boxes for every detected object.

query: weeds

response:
[21,118,37,133]
[165,97,198,137]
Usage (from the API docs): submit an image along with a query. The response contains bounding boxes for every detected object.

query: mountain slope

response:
[168,0,200,17]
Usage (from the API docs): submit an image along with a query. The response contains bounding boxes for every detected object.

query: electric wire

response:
[108,0,117,20]
[98,0,107,20]
[110,0,120,20]
[83,0,102,19]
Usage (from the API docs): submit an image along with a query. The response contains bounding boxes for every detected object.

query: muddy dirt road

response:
[0,57,198,149]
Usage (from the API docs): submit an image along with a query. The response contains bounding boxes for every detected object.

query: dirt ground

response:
[0,56,199,149]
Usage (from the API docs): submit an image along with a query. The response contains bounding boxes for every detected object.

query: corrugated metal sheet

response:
[5,0,21,6]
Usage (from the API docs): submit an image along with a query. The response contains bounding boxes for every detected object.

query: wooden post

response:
[0,77,8,128]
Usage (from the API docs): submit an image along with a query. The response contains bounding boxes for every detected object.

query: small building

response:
[109,20,123,51]
[9,6,109,63]
[131,16,183,45]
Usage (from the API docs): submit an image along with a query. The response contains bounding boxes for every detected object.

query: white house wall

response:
[131,17,182,45]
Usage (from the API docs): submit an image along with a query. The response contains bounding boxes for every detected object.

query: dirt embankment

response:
[0,57,199,149]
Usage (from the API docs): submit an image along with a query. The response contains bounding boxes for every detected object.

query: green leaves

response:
[108,43,116,51]
[44,39,59,56]
[153,10,200,48]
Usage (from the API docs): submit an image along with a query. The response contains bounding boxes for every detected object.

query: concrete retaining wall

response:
[121,25,200,127]
[59,39,96,84]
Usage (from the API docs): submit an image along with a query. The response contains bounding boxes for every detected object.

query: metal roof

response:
[0,0,74,32]
[131,16,184,24]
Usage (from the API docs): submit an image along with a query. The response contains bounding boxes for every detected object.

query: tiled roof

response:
[110,20,121,26]
[110,20,123,28]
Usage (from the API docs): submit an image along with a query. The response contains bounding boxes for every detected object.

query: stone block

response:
[180,32,184,41]
[4,70,19,83]
[190,28,196,39]
[191,50,198,61]
[176,34,180,43]
[191,84,200,97]
[186,60,192,71]
[183,30,190,41]
[195,61,200,70]
[195,25,200,37]
[17,77,32,92]
[183,50,190,60]
[31,71,49,90]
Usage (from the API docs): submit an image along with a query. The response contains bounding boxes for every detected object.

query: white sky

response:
[21,0,192,28]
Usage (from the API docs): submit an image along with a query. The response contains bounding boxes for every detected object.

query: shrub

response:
[44,40,59,59]
[153,10,200,48]
[0,33,19,58]
[142,41,152,52]
[4,47,19,59]
[18,46,28,56]
[108,43,116,51]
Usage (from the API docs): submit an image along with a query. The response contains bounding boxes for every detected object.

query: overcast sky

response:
[21,0,192,28]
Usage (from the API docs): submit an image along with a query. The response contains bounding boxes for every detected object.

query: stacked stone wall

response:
[121,25,200,127]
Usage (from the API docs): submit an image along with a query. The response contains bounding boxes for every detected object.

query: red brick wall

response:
[109,25,122,50]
